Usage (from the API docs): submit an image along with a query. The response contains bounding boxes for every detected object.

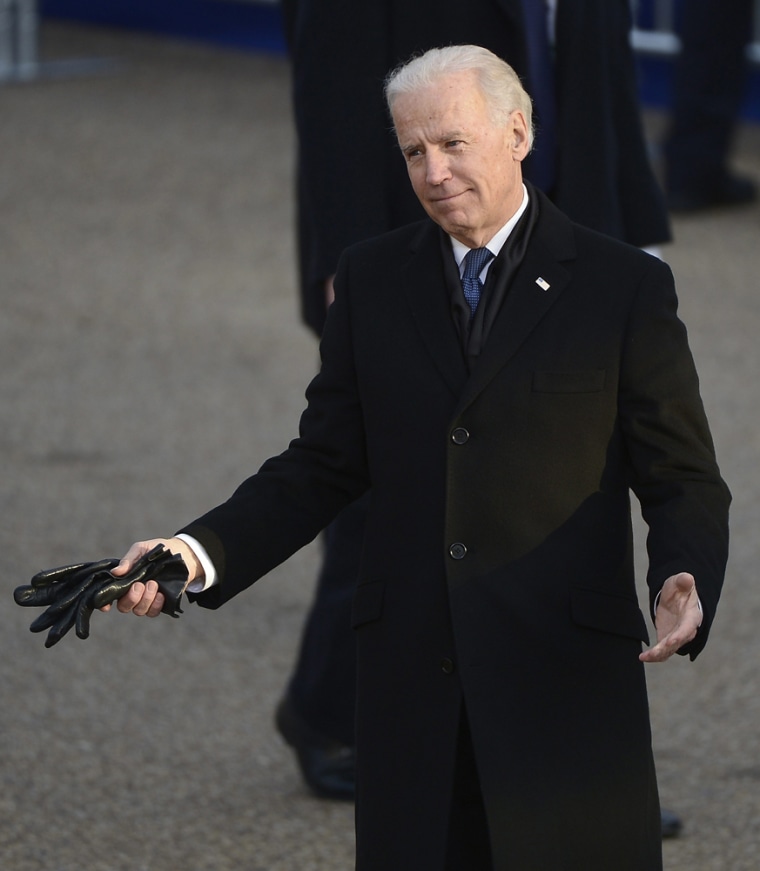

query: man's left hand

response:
[639,572,702,663]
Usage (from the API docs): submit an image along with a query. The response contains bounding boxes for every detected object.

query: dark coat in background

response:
[184,189,729,870]
[282,0,672,334]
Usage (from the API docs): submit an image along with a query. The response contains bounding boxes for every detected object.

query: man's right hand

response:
[101,537,203,617]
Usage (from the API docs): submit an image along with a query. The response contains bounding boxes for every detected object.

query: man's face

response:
[392,70,530,248]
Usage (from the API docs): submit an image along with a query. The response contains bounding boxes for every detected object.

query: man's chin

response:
[426,204,470,236]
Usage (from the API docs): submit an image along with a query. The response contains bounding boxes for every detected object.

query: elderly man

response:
[279,0,678,818]
[110,46,729,871]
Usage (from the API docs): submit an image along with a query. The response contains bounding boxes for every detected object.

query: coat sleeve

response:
[618,255,730,659]
[182,261,371,608]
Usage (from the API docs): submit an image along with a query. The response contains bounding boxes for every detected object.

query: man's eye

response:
[445,140,463,148]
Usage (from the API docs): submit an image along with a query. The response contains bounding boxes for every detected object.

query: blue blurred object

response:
[39,0,287,54]
[38,0,760,121]
[634,0,760,122]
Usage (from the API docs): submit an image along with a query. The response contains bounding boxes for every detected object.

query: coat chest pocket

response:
[532,369,607,394]
[351,580,385,629]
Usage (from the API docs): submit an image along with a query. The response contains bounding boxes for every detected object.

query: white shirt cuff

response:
[176,533,219,592]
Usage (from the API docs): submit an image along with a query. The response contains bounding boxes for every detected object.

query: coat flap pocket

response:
[532,369,606,393]
[351,580,385,629]
[571,587,650,644]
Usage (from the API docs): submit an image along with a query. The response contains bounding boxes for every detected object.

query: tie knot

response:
[462,247,494,281]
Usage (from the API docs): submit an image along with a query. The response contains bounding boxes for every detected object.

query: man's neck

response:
[449,185,530,264]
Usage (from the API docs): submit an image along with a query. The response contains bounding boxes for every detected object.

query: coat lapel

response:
[402,221,469,397]
[455,193,577,415]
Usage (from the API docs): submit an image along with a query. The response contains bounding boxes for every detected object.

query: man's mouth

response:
[430,190,466,204]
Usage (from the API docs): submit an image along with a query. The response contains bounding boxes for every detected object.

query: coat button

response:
[451,427,470,445]
[449,542,467,560]
[441,658,456,674]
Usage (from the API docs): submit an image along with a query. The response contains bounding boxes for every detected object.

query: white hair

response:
[385,44,534,148]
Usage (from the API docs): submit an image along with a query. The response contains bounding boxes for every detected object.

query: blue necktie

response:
[461,247,494,319]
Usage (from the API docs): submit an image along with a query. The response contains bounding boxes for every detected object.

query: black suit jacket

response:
[283,0,671,334]
[185,187,729,870]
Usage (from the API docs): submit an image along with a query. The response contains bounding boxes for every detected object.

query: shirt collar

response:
[450,184,530,270]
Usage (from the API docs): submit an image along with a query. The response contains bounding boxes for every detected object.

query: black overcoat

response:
[185,190,729,870]
[283,0,672,334]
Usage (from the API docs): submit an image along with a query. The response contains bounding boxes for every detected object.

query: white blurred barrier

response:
[632,0,760,63]
[0,0,120,83]
[0,0,38,81]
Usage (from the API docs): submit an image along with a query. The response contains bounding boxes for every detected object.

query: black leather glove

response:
[14,544,188,648]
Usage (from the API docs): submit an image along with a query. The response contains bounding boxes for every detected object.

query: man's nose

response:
[425,151,452,185]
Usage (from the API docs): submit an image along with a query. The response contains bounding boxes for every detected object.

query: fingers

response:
[115,580,165,618]
[640,571,702,663]
[98,538,193,619]
[112,539,168,577]
[112,537,200,582]
[659,571,697,604]
[641,608,702,663]
[674,573,696,592]
[98,539,168,612]
[639,627,696,662]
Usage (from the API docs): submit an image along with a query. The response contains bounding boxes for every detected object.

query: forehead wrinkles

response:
[394,90,489,151]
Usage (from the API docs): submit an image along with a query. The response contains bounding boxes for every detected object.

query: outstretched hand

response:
[101,537,202,618]
[639,572,702,663]
[14,542,195,647]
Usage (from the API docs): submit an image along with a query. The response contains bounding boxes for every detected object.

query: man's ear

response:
[509,110,531,161]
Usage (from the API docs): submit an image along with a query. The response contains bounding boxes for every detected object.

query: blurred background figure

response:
[663,0,758,212]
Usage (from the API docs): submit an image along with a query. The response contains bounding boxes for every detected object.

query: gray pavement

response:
[1,21,758,871]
